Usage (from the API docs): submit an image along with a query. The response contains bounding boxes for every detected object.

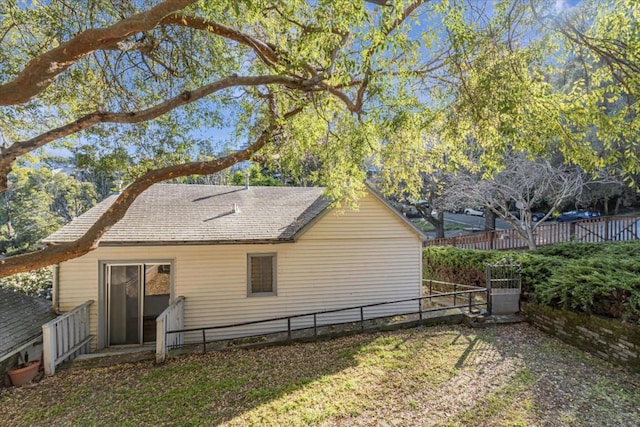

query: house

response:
[0,287,56,385]
[44,184,424,352]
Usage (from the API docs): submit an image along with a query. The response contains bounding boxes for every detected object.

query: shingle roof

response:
[0,288,55,358]
[45,184,331,245]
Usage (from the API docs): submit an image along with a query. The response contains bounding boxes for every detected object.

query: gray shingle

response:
[45,184,331,245]
[0,288,55,358]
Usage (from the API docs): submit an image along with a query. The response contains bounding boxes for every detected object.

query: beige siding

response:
[301,192,419,241]
[57,190,422,348]
[58,256,100,345]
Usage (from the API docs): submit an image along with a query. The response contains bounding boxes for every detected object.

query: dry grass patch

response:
[1,323,639,426]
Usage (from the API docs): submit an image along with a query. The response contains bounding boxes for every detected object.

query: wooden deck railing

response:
[425,215,639,250]
[156,296,185,363]
[42,300,93,376]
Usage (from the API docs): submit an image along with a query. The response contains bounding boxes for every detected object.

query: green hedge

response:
[423,241,640,323]
[0,268,52,299]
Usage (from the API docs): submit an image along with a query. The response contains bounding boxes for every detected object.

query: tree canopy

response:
[0,0,638,276]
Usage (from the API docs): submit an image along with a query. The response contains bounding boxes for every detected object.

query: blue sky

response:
[42,0,584,163]
[555,0,582,10]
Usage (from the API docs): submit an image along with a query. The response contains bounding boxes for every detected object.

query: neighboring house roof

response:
[45,184,332,245]
[0,288,55,359]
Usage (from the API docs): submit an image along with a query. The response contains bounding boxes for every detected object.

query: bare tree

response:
[446,154,589,249]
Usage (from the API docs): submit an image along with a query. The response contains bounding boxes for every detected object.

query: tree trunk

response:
[484,210,496,231]
[415,204,445,239]
[434,211,445,239]
[524,223,537,250]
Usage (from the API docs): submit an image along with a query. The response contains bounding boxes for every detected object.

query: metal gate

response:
[486,259,522,315]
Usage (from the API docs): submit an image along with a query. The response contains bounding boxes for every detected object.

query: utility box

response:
[486,259,522,315]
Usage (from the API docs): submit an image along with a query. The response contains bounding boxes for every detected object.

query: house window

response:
[248,253,276,296]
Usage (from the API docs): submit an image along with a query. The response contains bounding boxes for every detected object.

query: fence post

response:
[569,222,576,241]
[360,307,364,331]
[486,265,492,315]
[81,306,90,353]
[42,323,57,376]
[453,284,457,306]
[155,316,166,364]
[178,298,184,347]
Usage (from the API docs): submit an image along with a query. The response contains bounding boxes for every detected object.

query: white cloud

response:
[554,0,569,12]
[554,0,580,12]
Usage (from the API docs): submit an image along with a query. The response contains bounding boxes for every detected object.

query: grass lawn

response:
[2,323,639,426]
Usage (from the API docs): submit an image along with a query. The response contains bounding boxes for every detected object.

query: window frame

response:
[247,253,277,297]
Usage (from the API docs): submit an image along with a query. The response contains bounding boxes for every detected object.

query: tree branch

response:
[383,0,429,37]
[528,0,640,86]
[0,106,304,277]
[352,0,431,114]
[0,0,196,105]
[159,14,279,67]
[0,74,311,192]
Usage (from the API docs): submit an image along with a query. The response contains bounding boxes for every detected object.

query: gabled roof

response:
[45,184,332,245]
[0,288,55,359]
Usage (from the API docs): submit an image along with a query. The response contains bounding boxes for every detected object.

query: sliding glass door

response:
[142,264,171,342]
[106,263,171,346]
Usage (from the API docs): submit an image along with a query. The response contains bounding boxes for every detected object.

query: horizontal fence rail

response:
[425,215,639,250]
[42,300,93,376]
[163,283,487,357]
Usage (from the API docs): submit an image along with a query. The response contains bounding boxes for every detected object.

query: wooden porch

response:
[42,296,185,375]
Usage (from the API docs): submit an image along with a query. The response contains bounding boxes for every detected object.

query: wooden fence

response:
[42,300,93,376]
[425,215,640,250]
[156,296,185,363]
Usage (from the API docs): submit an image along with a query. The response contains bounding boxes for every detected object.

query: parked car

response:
[556,210,601,222]
[404,205,422,218]
[464,207,485,217]
[531,212,546,222]
[509,211,546,222]
[389,201,421,218]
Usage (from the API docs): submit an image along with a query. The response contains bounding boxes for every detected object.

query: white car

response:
[464,207,485,217]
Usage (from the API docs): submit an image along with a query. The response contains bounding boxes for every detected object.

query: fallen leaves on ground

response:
[1,323,639,426]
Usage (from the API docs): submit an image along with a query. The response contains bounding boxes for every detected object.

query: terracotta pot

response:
[7,360,40,386]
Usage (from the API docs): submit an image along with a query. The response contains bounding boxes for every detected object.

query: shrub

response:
[531,242,607,259]
[0,268,52,299]
[422,246,505,287]
[423,246,540,291]
[423,241,640,323]
[533,252,640,322]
